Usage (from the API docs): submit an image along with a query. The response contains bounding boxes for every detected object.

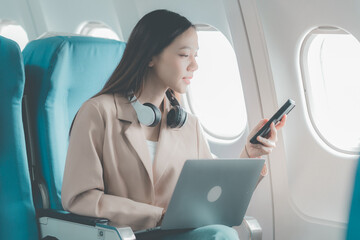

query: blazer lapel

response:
[114,94,154,186]
[124,124,154,185]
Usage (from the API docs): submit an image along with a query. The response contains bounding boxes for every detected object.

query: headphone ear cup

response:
[167,105,187,128]
[143,102,161,127]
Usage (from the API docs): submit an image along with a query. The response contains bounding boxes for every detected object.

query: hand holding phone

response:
[250,99,295,144]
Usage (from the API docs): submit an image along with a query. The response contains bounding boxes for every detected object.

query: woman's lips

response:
[183,77,192,84]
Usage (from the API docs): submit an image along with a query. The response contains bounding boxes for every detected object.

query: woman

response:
[61,9,286,240]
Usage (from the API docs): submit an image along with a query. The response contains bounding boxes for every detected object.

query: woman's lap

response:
[135,225,239,240]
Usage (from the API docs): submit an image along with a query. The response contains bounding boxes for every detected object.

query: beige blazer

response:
[61,93,213,231]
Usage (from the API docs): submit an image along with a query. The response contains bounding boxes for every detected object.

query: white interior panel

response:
[0,0,37,39]
[32,0,124,40]
[255,0,359,239]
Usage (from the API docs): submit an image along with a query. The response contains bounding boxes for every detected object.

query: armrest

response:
[238,216,262,240]
[37,209,109,226]
[37,209,135,240]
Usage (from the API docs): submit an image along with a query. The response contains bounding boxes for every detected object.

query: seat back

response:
[0,36,39,240]
[22,36,126,210]
[347,157,360,240]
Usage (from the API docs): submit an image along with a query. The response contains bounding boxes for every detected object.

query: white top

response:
[146,140,158,164]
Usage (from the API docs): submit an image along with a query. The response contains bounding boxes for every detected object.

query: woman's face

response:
[148,27,199,94]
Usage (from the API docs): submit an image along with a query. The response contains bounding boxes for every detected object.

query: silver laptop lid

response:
[161,158,265,230]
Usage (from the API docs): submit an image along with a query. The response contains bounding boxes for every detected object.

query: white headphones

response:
[130,89,187,128]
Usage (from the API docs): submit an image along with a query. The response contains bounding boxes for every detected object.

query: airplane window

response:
[0,20,29,50]
[78,21,120,41]
[302,27,360,153]
[183,25,247,140]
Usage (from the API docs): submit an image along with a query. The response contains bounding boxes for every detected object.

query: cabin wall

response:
[253,0,360,239]
[1,0,358,239]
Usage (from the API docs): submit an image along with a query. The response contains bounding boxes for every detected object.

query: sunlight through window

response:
[78,21,120,41]
[0,20,29,50]
[184,26,247,140]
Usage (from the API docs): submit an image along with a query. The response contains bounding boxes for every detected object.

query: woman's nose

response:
[188,56,198,72]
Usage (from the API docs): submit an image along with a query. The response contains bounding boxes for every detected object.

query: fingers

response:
[246,115,287,158]
[265,122,278,142]
[257,135,276,148]
[275,114,287,130]
[265,115,286,141]
[248,119,269,141]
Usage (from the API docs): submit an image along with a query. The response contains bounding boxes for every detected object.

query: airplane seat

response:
[346,157,360,240]
[0,36,39,240]
[22,35,135,240]
[22,35,262,240]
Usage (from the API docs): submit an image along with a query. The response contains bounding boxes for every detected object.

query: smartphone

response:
[249,99,295,144]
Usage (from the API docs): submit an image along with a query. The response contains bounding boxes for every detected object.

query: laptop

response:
[135,158,264,234]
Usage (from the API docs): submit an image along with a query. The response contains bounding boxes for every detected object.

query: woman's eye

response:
[179,54,189,57]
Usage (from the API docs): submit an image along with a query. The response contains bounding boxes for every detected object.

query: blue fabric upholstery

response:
[0,36,39,240]
[23,36,126,210]
[347,157,360,240]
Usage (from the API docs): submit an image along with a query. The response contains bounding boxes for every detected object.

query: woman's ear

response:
[148,59,154,67]
[149,55,158,67]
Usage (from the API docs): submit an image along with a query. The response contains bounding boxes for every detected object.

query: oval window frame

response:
[300,26,360,154]
[77,21,120,41]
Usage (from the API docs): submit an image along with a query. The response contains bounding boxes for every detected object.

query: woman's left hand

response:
[244,115,287,158]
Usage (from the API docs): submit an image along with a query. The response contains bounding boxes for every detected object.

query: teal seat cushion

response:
[0,36,39,240]
[23,36,126,210]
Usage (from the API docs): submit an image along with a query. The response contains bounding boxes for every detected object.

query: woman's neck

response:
[137,76,167,109]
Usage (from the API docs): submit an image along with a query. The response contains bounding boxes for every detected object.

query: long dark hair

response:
[93,9,194,99]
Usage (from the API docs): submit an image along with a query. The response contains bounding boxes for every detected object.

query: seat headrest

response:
[23,35,126,124]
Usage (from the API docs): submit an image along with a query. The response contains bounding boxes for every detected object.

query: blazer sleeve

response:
[195,117,213,159]
[61,100,163,231]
